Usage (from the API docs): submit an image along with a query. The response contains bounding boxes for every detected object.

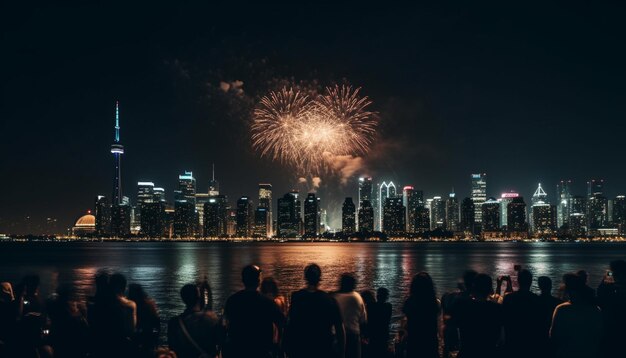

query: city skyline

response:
[2,3,626,234]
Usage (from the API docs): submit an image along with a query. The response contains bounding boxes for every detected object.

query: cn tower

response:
[110,101,124,205]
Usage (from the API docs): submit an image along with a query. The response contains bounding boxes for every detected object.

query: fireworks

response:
[251,85,378,175]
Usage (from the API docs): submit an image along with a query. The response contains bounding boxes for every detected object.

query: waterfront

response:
[1,242,625,341]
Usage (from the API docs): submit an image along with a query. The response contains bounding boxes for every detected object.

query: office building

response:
[140,201,166,238]
[376,181,397,231]
[342,197,356,234]
[173,201,196,238]
[111,204,131,237]
[507,196,527,232]
[175,171,197,205]
[533,204,557,235]
[203,195,228,237]
[471,173,487,224]
[277,192,300,238]
[556,180,572,228]
[430,196,446,230]
[613,195,625,234]
[357,200,374,233]
[403,186,422,233]
[258,184,273,236]
[94,195,111,236]
[358,177,373,207]
[481,198,501,232]
[236,197,253,237]
[383,196,405,235]
[499,192,519,228]
[460,197,475,234]
[304,193,319,237]
[445,191,459,231]
[253,207,270,238]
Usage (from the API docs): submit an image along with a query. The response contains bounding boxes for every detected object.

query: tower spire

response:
[114,101,120,143]
[212,163,215,181]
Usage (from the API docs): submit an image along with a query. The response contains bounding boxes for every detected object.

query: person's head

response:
[576,270,588,284]
[109,273,127,296]
[517,269,533,291]
[562,272,590,303]
[260,277,279,298]
[409,272,436,302]
[242,265,262,290]
[462,270,478,292]
[0,282,14,303]
[472,273,493,299]
[180,284,201,308]
[304,263,322,287]
[360,290,376,307]
[538,276,552,295]
[377,287,390,303]
[610,259,626,282]
[339,273,357,293]
[128,283,148,303]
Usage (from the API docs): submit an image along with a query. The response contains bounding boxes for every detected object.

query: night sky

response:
[2,2,625,233]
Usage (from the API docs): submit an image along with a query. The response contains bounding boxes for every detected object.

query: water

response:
[1,241,625,341]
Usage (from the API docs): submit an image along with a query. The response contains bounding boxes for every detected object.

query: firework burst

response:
[251,84,378,176]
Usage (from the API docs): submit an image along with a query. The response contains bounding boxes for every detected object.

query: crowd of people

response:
[0,259,624,358]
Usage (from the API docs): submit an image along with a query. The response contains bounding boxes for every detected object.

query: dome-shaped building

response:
[72,212,96,236]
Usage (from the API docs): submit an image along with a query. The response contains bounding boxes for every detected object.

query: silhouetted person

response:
[46,284,89,358]
[0,282,18,356]
[596,259,626,358]
[128,283,160,356]
[88,272,137,357]
[17,275,44,317]
[576,269,597,304]
[550,273,602,358]
[260,277,288,358]
[452,273,503,358]
[358,289,376,358]
[502,269,540,358]
[168,283,220,358]
[13,275,51,358]
[223,265,285,358]
[536,276,562,357]
[285,263,345,358]
[441,270,477,357]
[402,272,439,358]
[368,287,391,358]
[333,273,367,358]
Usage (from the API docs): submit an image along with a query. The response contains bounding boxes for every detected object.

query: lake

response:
[1,241,624,341]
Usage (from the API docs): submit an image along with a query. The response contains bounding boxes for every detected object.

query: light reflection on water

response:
[1,242,625,341]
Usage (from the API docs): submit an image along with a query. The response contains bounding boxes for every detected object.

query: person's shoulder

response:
[120,296,137,310]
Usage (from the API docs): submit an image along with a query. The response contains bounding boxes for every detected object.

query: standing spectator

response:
[128,283,160,356]
[441,270,477,357]
[333,273,367,358]
[285,263,345,358]
[223,265,285,358]
[368,287,392,358]
[261,277,288,358]
[550,273,603,358]
[502,269,540,358]
[536,276,562,358]
[168,283,220,358]
[46,284,89,358]
[402,272,439,358]
[452,273,503,358]
[596,259,626,358]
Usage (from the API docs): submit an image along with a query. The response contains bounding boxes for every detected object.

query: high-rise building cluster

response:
[84,103,626,240]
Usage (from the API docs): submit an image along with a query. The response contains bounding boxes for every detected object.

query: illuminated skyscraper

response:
[430,196,445,230]
[613,195,626,234]
[137,182,155,205]
[153,187,166,202]
[460,197,475,234]
[507,196,527,232]
[481,198,501,232]
[587,179,608,232]
[140,201,166,238]
[500,192,519,228]
[383,197,405,235]
[203,195,228,237]
[176,171,197,205]
[342,197,356,234]
[415,206,431,233]
[471,174,487,224]
[403,186,422,233]
[94,195,111,236]
[277,192,300,238]
[258,184,273,237]
[358,200,374,233]
[358,177,373,207]
[236,197,253,237]
[445,191,459,231]
[376,181,397,230]
[533,204,557,235]
[304,193,319,237]
[173,201,195,238]
[110,101,124,205]
[556,180,572,229]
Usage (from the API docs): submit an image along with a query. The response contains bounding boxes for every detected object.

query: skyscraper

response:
[173,201,195,238]
[208,163,219,196]
[277,192,300,238]
[254,207,270,238]
[403,186,422,233]
[357,200,374,233]
[587,179,608,232]
[135,181,155,233]
[304,193,319,237]
[533,204,557,235]
[258,184,273,237]
[500,192,519,228]
[471,174,487,225]
[482,198,501,232]
[176,171,197,205]
[376,181,396,231]
[110,204,131,237]
[460,197,475,234]
[430,196,446,230]
[94,195,111,236]
[342,197,356,234]
[445,191,459,232]
[415,206,431,233]
[358,177,373,207]
[203,195,228,237]
[140,201,166,238]
[507,196,527,232]
[556,180,572,229]
[236,197,253,237]
[110,101,124,206]
[613,195,626,234]
[383,196,405,235]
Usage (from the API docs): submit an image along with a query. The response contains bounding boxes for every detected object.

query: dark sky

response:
[2,2,625,233]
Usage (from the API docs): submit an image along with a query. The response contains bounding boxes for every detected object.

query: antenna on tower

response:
[212,163,215,181]
[114,101,120,143]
